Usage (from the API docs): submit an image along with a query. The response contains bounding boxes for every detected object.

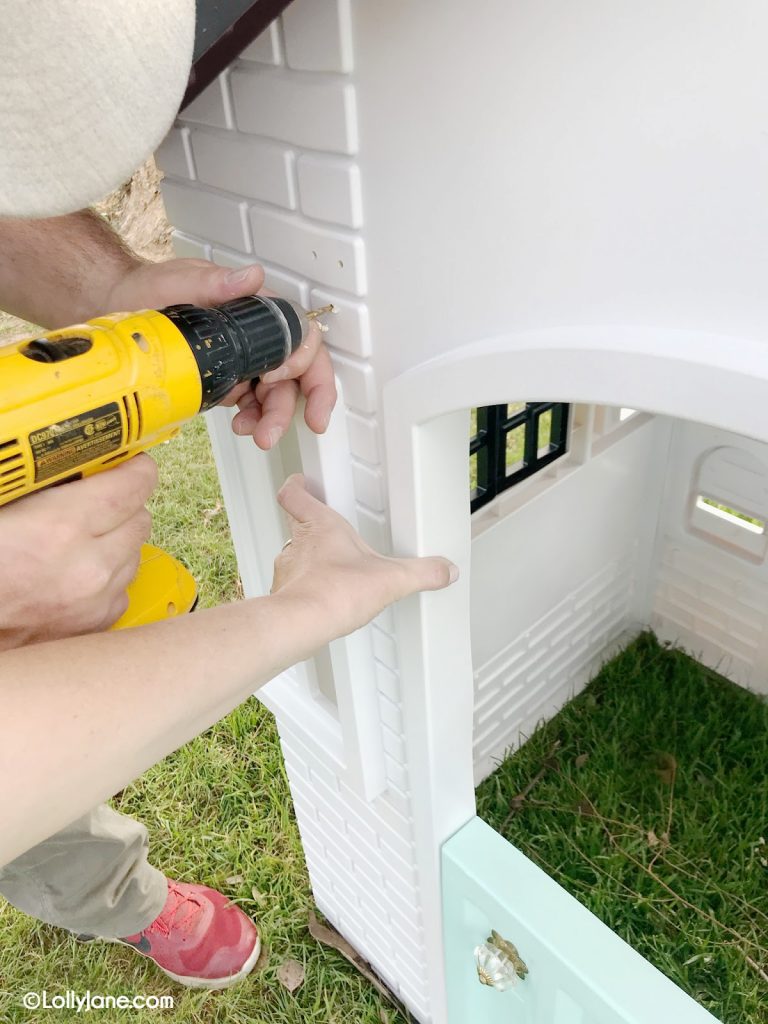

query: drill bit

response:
[304,303,336,333]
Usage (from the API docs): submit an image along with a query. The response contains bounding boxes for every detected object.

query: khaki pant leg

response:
[0,804,167,938]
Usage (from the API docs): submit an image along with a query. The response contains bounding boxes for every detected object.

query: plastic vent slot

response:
[102,394,143,468]
[0,438,29,498]
[121,392,142,445]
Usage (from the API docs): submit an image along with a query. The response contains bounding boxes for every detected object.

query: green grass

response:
[476,632,768,1024]
[0,418,404,1024]
[699,497,765,531]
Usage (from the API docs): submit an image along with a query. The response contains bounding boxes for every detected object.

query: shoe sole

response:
[100,933,262,991]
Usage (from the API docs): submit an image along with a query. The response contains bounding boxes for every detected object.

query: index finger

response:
[54,454,158,536]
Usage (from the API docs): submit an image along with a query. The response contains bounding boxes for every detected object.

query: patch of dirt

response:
[93,158,173,263]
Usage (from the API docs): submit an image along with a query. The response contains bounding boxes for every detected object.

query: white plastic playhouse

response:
[155,2,768,1021]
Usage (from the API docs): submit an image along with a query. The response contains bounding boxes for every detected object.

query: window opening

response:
[470,402,569,512]
[696,496,765,535]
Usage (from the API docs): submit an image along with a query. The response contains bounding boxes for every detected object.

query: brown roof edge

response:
[182,0,294,109]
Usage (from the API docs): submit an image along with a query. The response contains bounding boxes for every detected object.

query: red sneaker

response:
[117,879,261,990]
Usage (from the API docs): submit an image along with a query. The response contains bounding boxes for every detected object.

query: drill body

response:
[0,294,308,627]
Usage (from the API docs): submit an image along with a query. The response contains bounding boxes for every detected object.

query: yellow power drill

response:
[0,294,320,629]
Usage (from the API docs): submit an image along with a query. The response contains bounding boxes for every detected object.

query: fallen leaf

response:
[574,753,590,769]
[226,874,244,885]
[277,959,305,994]
[251,886,267,905]
[308,911,366,965]
[653,752,678,786]
[578,798,598,817]
[308,910,402,1008]
[203,500,223,524]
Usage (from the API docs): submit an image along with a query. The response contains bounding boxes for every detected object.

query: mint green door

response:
[442,818,721,1024]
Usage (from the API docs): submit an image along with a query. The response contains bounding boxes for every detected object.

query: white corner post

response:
[385,399,477,1024]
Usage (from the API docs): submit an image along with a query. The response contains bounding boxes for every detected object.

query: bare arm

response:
[0,476,457,867]
[0,209,336,443]
[0,210,138,327]
[1,593,312,863]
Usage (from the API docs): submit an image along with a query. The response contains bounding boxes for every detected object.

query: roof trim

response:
[182,0,293,109]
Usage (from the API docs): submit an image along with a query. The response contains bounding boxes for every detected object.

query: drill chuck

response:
[163,294,305,409]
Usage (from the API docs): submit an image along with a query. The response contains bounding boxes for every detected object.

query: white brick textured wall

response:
[239,20,282,65]
[472,547,640,784]
[155,11,434,1019]
[170,232,210,261]
[297,156,363,227]
[309,289,371,357]
[161,180,251,252]
[231,69,358,153]
[192,132,296,209]
[281,0,354,73]
[248,206,366,293]
[346,411,380,463]
[652,542,768,691]
[155,127,194,180]
[182,74,233,128]
[279,719,429,1014]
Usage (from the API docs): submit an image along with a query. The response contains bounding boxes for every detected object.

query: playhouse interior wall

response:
[470,410,768,787]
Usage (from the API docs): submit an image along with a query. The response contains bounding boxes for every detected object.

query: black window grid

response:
[470,402,570,512]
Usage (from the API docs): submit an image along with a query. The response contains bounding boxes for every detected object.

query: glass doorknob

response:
[473,930,529,991]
